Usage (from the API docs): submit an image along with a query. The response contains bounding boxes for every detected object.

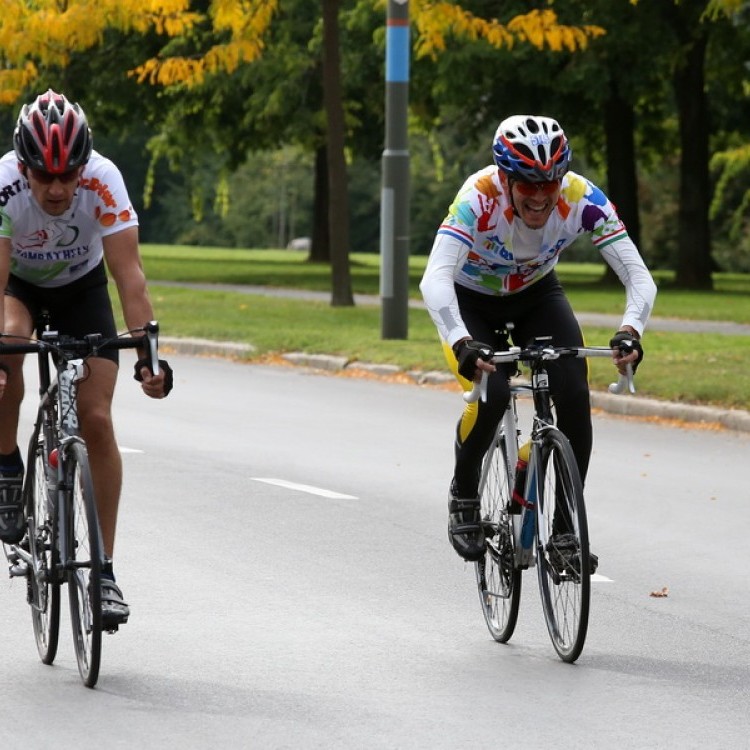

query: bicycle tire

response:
[475,432,522,643]
[65,441,102,688]
[26,437,60,665]
[535,428,590,663]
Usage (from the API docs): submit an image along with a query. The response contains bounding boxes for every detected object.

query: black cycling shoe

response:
[100,579,130,630]
[448,495,486,562]
[547,533,598,577]
[0,475,25,545]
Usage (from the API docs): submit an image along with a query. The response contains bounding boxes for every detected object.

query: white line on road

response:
[119,447,143,454]
[592,573,614,583]
[251,477,357,500]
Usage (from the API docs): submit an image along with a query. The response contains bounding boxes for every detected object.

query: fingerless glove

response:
[453,340,493,381]
[609,331,643,372]
[133,358,174,397]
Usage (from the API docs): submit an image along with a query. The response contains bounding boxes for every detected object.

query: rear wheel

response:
[65,441,102,688]
[475,432,521,643]
[27,436,60,665]
[536,428,590,663]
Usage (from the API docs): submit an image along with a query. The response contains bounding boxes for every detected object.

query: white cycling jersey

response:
[0,149,138,288]
[420,165,656,347]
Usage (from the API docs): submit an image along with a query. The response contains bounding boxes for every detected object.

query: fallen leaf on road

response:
[650,587,669,598]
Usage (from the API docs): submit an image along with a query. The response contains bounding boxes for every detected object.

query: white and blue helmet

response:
[492,115,571,182]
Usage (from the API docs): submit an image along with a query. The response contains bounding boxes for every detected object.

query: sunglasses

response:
[28,168,81,185]
[512,179,560,197]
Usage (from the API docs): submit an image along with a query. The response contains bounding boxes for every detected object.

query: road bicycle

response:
[1,319,161,687]
[464,332,633,663]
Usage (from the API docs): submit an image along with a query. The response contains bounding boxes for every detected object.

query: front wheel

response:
[27,437,61,665]
[65,441,102,688]
[535,428,590,663]
[475,432,522,643]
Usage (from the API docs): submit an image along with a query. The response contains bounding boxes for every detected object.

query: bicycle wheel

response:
[26,437,60,665]
[535,428,590,663]
[65,441,102,688]
[475,431,522,643]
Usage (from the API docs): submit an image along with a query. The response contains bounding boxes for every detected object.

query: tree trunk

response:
[673,28,713,289]
[321,0,355,306]
[308,145,330,262]
[601,85,641,285]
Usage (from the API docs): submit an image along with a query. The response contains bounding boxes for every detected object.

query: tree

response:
[655,0,714,288]
[409,0,749,289]
[322,0,355,304]
[409,3,604,59]
[190,3,602,305]
[0,0,201,104]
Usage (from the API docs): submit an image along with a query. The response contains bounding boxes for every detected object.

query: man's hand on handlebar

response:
[609,329,643,376]
[453,338,496,382]
[133,358,174,399]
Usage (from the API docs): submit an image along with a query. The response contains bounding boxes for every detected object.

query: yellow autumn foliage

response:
[130,0,277,87]
[0,0,222,103]
[0,0,604,103]
[410,2,605,59]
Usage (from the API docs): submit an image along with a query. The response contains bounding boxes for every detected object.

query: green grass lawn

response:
[140,245,750,323]
[130,245,750,411]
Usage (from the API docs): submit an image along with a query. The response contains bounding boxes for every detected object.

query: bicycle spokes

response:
[474,435,522,643]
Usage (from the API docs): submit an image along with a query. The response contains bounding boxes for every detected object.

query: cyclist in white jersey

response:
[420,115,657,563]
[0,90,173,628]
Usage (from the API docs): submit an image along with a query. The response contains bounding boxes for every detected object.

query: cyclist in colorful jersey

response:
[420,114,656,563]
[0,90,173,628]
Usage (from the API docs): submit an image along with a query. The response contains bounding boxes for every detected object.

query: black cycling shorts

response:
[5,261,119,365]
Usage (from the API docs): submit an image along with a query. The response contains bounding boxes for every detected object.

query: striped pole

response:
[380,0,410,339]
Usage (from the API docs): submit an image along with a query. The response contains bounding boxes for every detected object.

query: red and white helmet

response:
[14,89,93,173]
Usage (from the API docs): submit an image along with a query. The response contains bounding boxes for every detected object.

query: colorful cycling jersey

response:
[420,165,656,346]
[0,149,138,288]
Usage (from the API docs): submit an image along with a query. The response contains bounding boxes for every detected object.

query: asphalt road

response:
[1,354,749,749]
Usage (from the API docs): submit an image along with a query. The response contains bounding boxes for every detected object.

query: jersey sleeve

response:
[420,231,472,346]
[80,154,139,238]
[570,178,657,335]
[598,233,657,335]
[419,175,486,345]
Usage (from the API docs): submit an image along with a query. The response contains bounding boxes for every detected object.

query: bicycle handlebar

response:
[462,345,635,404]
[0,321,161,374]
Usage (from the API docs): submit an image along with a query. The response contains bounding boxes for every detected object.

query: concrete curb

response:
[590,391,750,432]
[161,336,255,359]
[161,337,750,434]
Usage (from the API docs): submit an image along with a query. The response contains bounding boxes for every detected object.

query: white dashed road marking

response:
[251,478,357,500]
[592,573,614,583]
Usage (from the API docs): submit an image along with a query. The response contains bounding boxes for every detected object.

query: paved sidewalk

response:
[156,281,750,434]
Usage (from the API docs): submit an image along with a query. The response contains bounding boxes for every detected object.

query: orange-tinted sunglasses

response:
[28,168,81,185]
[512,179,560,197]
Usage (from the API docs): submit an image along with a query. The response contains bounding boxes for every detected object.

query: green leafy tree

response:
[636,0,747,288]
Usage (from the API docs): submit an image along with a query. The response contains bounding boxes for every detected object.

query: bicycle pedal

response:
[481,520,498,537]
[9,561,29,577]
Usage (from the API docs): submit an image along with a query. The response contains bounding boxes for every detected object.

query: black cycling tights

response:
[451,272,592,499]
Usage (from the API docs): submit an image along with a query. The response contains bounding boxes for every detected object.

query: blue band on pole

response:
[386,25,409,83]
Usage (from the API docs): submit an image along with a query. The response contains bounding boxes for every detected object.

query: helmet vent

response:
[515,143,535,161]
